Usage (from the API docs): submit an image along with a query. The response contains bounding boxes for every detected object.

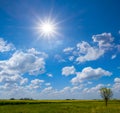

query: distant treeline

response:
[10,98,33,100]
[0,99,119,106]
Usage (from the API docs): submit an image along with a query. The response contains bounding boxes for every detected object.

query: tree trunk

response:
[105,98,108,107]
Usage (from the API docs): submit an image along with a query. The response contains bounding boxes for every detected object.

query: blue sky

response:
[0,0,120,99]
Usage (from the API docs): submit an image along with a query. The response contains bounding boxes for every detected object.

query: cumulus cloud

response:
[92,32,114,50]
[81,84,107,99]
[41,86,53,94]
[76,41,104,63]
[31,79,44,84]
[28,79,44,89]
[0,83,40,99]
[0,74,28,85]
[38,84,105,99]
[63,33,116,63]
[113,82,120,93]
[71,67,112,84]
[0,48,47,95]
[83,84,104,93]
[114,77,120,83]
[112,78,120,98]
[0,38,15,52]
[27,48,48,58]
[62,66,76,76]
[63,47,74,53]
[7,50,46,75]
[0,49,46,77]
[0,78,45,99]
[0,81,118,99]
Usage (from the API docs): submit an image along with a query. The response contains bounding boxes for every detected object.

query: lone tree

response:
[100,87,113,106]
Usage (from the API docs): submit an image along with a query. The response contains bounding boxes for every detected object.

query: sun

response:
[40,21,55,37]
[40,22,55,34]
[37,19,58,38]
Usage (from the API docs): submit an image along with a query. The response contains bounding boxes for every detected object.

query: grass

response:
[0,100,120,113]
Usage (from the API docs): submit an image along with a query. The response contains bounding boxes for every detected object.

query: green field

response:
[0,100,120,113]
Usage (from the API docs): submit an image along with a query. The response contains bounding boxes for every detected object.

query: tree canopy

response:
[100,87,113,106]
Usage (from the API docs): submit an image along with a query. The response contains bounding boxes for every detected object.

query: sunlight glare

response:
[38,19,57,38]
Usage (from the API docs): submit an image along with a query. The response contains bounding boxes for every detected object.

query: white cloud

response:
[63,33,116,63]
[62,66,76,76]
[76,41,104,63]
[47,73,53,77]
[0,78,44,99]
[68,56,74,61]
[27,48,48,58]
[0,48,47,95]
[0,84,40,99]
[38,84,105,99]
[76,41,91,53]
[114,77,120,83]
[31,79,44,84]
[63,47,74,53]
[112,82,120,92]
[45,83,51,86]
[41,87,53,94]
[0,74,28,85]
[83,84,104,93]
[0,81,119,99]
[0,50,46,76]
[60,86,82,94]
[29,79,44,89]
[81,84,105,99]
[87,81,92,84]
[0,38,15,52]
[60,87,71,94]
[71,67,112,84]
[54,54,66,62]
[6,50,46,75]
[92,32,114,50]
[111,54,116,59]
[112,78,120,98]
